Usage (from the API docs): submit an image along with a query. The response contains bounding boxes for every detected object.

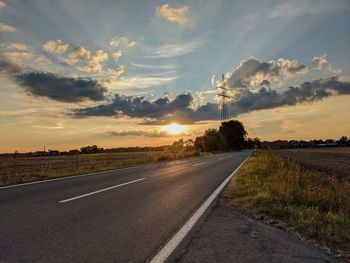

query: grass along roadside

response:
[225,150,350,258]
[0,150,199,186]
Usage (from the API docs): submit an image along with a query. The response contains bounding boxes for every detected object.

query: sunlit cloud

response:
[31,124,64,130]
[224,57,307,89]
[155,4,192,26]
[42,39,70,54]
[0,108,38,116]
[67,47,109,73]
[312,54,328,69]
[108,130,172,138]
[0,22,16,32]
[141,39,204,58]
[112,50,123,61]
[113,65,125,76]
[109,36,137,48]
[106,75,176,90]
[5,43,28,51]
[2,50,50,69]
[0,0,6,11]
[131,62,179,70]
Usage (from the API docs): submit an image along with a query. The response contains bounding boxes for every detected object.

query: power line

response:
[217,74,232,122]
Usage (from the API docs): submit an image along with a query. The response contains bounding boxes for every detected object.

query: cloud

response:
[225,57,307,88]
[277,58,308,78]
[71,75,349,124]
[67,46,91,64]
[42,39,70,54]
[105,75,176,90]
[15,71,107,102]
[71,92,220,124]
[0,22,16,32]
[0,1,6,11]
[108,130,172,138]
[2,50,50,67]
[67,47,108,72]
[142,39,203,58]
[0,60,21,75]
[131,62,178,70]
[112,50,122,61]
[109,37,136,48]
[155,4,191,26]
[113,66,125,76]
[312,54,328,69]
[229,76,350,116]
[5,43,29,51]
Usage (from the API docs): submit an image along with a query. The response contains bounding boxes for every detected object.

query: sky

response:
[0,0,350,153]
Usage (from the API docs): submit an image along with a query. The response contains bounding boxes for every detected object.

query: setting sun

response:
[161,123,187,135]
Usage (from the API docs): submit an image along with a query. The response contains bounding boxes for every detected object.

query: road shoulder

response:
[172,199,337,263]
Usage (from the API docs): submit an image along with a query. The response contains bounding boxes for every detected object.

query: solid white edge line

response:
[193,162,207,167]
[150,153,251,263]
[59,178,147,203]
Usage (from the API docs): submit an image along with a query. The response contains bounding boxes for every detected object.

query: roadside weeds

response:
[224,151,350,262]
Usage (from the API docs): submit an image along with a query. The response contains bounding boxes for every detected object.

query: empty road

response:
[0,151,250,263]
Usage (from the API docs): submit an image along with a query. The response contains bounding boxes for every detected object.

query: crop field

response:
[0,150,199,186]
[276,147,350,179]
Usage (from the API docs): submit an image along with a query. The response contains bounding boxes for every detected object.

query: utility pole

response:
[217,74,231,122]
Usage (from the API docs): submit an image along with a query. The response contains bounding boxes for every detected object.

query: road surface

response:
[0,151,250,263]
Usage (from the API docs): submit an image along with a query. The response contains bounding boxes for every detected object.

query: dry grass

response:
[0,150,200,186]
[225,150,350,254]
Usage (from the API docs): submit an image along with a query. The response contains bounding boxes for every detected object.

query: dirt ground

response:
[275,147,350,179]
[173,201,338,263]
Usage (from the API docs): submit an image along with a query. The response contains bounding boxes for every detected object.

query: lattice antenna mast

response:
[217,74,230,122]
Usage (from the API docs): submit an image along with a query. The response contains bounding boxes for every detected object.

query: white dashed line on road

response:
[59,178,147,203]
[193,162,207,167]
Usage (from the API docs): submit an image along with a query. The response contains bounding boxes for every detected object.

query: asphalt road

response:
[0,151,250,263]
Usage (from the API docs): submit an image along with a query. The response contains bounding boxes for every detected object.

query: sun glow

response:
[161,123,187,135]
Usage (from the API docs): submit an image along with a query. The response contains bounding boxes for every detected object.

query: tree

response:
[253,137,261,149]
[184,139,194,151]
[80,145,102,154]
[202,129,221,152]
[171,138,184,152]
[194,136,204,151]
[219,120,247,150]
[338,136,349,146]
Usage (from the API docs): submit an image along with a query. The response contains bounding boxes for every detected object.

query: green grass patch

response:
[225,151,350,252]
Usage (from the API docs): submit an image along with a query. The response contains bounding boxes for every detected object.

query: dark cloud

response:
[284,63,307,76]
[72,93,220,124]
[15,72,107,102]
[0,60,21,75]
[225,57,307,88]
[226,57,280,88]
[108,130,172,137]
[71,76,349,123]
[229,76,350,116]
